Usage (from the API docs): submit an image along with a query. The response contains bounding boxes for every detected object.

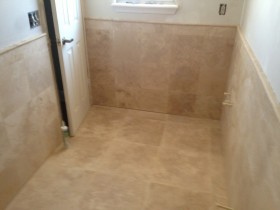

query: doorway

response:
[43,0,90,136]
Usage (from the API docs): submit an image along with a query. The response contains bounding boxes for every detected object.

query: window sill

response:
[111,1,178,15]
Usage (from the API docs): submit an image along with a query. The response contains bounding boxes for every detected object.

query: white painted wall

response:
[241,0,280,101]
[84,0,244,26]
[0,0,45,50]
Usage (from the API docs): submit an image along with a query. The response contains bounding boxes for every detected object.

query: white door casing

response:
[51,0,90,136]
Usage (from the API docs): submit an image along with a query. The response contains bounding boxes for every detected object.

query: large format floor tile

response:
[6,106,228,210]
[145,183,213,210]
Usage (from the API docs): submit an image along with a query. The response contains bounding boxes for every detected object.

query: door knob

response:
[62,38,74,45]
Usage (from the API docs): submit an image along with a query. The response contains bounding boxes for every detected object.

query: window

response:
[112,0,178,14]
[115,0,176,5]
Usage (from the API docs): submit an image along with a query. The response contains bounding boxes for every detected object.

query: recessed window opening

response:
[112,0,179,14]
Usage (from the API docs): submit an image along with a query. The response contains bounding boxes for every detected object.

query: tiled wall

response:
[0,35,62,209]
[86,19,236,120]
[222,30,280,210]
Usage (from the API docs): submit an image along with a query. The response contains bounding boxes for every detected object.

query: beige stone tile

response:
[139,62,169,90]
[48,136,112,171]
[152,147,212,192]
[137,88,168,113]
[0,60,31,118]
[126,109,167,121]
[195,94,224,120]
[0,163,22,210]
[114,117,165,146]
[5,104,228,209]
[85,19,113,31]
[210,134,229,205]
[222,31,280,210]
[0,47,24,69]
[86,29,113,59]
[88,56,112,73]
[3,103,40,159]
[97,140,158,181]
[6,166,92,210]
[204,26,236,39]
[169,61,200,94]
[90,63,115,87]
[169,34,204,62]
[145,183,213,210]
[92,83,117,107]
[115,87,142,110]
[114,60,142,89]
[138,31,171,64]
[0,117,9,158]
[162,121,212,153]
[116,87,168,113]
[86,20,235,119]
[0,37,61,209]
[167,113,220,127]
[25,42,54,97]
[210,154,229,205]
[3,87,62,185]
[77,106,126,138]
[112,23,144,63]
[167,91,196,116]
[80,172,147,210]
[90,105,128,117]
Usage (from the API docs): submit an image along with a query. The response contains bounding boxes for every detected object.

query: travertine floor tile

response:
[80,172,147,210]
[114,117,165,146]
[7,106,228,210]
[96,140,158,181]
[152,146,212,192]
[162,121,211,153]
[126,109,167,121]
[6,165,92,210]
[48,136,112,171]
[76,106,127,138]
[145,183,213,210]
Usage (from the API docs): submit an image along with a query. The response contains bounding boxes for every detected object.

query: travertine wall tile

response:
[86,20,236,119]
[0,36,62,209]
[222,30,280,210]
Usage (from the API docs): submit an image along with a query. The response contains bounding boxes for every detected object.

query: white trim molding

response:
[111,0,179,14]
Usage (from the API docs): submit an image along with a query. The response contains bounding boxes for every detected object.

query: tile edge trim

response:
[237,27,280,122]
[84,17,238,28]
[0,33,48,55]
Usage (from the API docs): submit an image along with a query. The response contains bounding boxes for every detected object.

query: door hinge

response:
[56,38,62,46]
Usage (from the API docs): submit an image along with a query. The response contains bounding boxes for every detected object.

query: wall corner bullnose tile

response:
[222,28,280,210]
[0,35,62,210]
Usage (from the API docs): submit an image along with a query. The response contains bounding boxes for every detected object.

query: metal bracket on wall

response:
[222,92,233,106]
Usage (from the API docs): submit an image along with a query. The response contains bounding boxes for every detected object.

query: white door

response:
[51,0,90,136]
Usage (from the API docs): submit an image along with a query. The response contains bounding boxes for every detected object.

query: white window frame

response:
[111,0,179,15]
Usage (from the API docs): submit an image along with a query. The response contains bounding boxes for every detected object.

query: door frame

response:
[44,0,69,127]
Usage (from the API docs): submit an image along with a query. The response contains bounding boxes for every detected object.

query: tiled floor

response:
[6,106,228,210]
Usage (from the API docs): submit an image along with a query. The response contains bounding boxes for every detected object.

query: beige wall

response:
[222,29,280,210]
[0,35,62,209]
[86,19,236,120]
